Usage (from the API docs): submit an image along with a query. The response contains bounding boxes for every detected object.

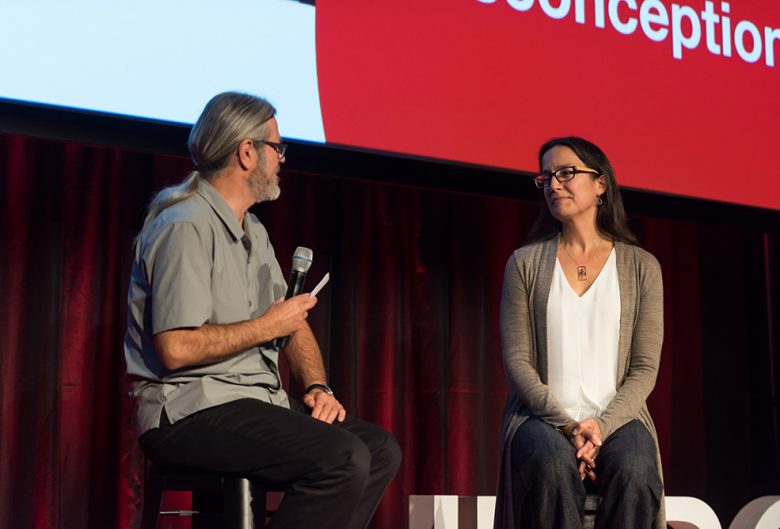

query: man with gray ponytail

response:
[124,92,400,529]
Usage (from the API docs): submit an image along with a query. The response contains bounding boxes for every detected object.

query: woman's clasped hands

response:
[563,418,603,481]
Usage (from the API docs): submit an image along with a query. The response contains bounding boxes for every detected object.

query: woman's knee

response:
[513,420,576,473]
[513,442,579,489]
[598,421,661,491]
[602,455,661,492]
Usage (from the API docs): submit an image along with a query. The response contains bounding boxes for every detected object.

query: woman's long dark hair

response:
[526,136,638,245]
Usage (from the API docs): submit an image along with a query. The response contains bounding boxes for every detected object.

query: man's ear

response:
[237,138,257,170]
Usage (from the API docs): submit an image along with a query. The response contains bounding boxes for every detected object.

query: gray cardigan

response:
[494,235,666,529]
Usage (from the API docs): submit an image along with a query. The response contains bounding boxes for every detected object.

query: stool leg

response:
[250,483,269,527]
[140,467,163,529]
[192,489,222,529]
[223,477,254,529]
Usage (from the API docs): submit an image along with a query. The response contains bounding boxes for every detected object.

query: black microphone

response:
[274,246,314,348]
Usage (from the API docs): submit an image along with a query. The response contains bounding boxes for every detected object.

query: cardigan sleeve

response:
[501,252,572,429]
[596,250,664,439]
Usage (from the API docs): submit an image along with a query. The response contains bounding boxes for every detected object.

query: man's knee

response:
[373,430,402,476]
[316,434,372,487]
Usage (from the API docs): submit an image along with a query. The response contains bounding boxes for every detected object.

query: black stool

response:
[141,463,275,529]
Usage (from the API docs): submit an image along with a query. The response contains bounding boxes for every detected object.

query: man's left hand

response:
[303,389,346,424]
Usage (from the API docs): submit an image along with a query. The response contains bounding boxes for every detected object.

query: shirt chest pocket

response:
[251,260,279,315]
[209,243,253,324]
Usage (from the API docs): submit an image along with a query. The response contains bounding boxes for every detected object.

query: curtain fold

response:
[1,133,778,528]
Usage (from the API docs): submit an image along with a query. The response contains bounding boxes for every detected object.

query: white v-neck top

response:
[547,248,620,421]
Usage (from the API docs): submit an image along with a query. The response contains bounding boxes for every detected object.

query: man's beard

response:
[249,164,281,203]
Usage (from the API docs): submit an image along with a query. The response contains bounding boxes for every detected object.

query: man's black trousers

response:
[139,397,401,529]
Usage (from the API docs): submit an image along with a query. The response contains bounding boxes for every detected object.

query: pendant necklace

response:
[561,238,604,281]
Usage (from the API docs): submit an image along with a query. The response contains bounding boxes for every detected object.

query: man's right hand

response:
[260,294,318,339]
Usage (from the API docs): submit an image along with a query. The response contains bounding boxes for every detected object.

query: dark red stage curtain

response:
[1,133,778,529]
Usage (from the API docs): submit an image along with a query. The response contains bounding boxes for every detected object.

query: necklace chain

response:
[560,237,604,281]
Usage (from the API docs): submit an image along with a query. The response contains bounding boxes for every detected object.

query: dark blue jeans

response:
[510,418,662,529]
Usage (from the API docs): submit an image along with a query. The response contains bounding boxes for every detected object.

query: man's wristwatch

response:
[305,383,334,396]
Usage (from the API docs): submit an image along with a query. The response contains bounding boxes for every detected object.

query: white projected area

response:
[0,0,324,142]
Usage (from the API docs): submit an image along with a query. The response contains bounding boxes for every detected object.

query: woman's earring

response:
[596,195,603,206]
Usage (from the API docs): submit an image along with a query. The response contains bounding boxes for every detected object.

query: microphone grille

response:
[291,246,314,272]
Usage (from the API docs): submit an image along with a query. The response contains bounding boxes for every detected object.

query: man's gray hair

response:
[143,92,277,226]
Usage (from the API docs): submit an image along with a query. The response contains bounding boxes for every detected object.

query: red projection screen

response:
[1,1,778,210]
[315,1,780,211]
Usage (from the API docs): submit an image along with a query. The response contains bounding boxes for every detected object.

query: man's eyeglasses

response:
[253,139,288,159]
[534,166,601,189]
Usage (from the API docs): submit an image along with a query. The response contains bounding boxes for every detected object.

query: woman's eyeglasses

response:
[534,166,601,188]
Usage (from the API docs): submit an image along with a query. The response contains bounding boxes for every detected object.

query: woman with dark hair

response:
[493,137,665,529]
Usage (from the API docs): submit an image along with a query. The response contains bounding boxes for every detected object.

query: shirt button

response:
[248,301,252,307]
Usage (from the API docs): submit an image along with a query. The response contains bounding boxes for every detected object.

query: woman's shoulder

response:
[510,236,556,264]
[616,241,662,278]
[617,242,659,263]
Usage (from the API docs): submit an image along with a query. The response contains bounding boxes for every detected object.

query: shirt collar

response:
[196,179,247,242]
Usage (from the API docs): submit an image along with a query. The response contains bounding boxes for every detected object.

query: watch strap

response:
[305,383,334,396]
